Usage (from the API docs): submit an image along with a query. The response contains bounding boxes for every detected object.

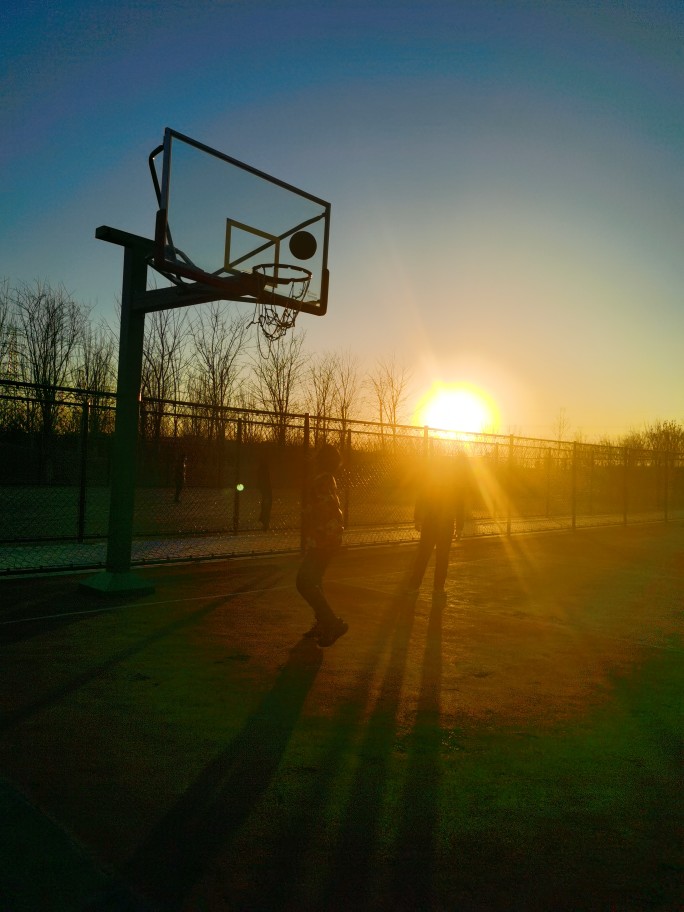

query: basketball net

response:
[252,263,312,350]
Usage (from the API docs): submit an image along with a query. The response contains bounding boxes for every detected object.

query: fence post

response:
[492,442,499,524]
[233,417,242,534]
[623,447,630,526]
[663,454,669,523]
[215,406,223,489]
[300,413,310,552]
[571,441,577,531]
[343,428,351,529]
[77,398,89,543]
[507,434,514,537]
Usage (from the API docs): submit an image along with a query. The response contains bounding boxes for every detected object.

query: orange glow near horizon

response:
[415,382,499,435]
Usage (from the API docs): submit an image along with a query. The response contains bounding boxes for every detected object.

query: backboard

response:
[151,128,330,315]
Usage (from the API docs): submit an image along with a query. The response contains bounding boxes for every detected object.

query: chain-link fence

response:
[1,379,682,574]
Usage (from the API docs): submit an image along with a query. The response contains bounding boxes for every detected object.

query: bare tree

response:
[619,428,645,451]
[74,321,116,391]
[367,364,388,433]
[552,407,569,444]
[306,351,338,445]
[367,354,412,438]
[187,303,251,439]
[141,308,190,440]
[13,279,88,435]
[251,331,308,444]
[0,278,21,431]
[72,320,117,435]
[0,278,13,375]
[333,349,363,440]
[642,419,684,456]
[382,355,412,428]
[644,419,684,510]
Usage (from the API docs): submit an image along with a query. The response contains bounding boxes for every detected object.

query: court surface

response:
[1,523,682,911]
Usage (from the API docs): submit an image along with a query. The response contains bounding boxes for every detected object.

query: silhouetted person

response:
[296,443,348,646]
[257,458,272,530]
[404,453,466,604]
[174,453,187,503]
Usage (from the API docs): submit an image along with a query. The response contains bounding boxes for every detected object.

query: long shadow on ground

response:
[388,593,443,912]
[316,594,419,911]
[222,592,415,912]
[0,592,239,734]
[122,636,323,910]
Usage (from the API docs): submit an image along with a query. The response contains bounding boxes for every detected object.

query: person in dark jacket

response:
[296,443,348,647]
[404,452,467,604]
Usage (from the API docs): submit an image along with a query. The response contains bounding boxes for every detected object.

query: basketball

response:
[289,230,317,260]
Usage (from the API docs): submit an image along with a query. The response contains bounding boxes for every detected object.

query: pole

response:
[81,226,225,594]
[623,447,630,526]
[343,428,352,529]
[300,413,310,553]
[233,418,242,534]
[571,441,577,532]
[77,398,89,543]
[507,435,514,537]
[106,247,147,573]
[81,244,152,593]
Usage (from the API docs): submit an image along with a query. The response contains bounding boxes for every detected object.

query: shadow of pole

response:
[227,593,413,911]
[122,636,323,910]
[0,590,247,734]
[390,592,443,911]
[316,595,418,910]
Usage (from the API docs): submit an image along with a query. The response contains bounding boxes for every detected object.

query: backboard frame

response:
[152,128,330,315]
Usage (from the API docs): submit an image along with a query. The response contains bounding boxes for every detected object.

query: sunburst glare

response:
[415,383,499,435]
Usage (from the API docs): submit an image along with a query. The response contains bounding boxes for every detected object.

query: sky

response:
[2,0,683,439]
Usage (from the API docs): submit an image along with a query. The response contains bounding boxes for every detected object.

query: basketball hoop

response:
[252,263,312,346]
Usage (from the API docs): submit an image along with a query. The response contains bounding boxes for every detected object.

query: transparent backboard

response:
[153,129,330,315]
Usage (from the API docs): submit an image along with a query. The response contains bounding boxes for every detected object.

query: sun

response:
[415,383,498,435]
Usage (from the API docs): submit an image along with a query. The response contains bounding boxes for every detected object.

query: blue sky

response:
[2,0,683,437]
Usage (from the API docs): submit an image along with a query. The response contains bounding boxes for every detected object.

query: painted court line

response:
[1,570,402,627]
[4,559,679,660]
[0,583,296,626]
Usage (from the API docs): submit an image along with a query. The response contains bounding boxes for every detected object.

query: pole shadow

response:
[389,592,443,911]
[316,594,418,910]
[122,635,323,910]
[229,593,416,911]
[0,588,257,734]
[0,582,142,648]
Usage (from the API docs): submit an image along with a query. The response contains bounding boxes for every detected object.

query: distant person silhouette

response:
[174,453,187,503]
[296,443,348,646]
[257,458,272,530]
[404,452,466,604]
